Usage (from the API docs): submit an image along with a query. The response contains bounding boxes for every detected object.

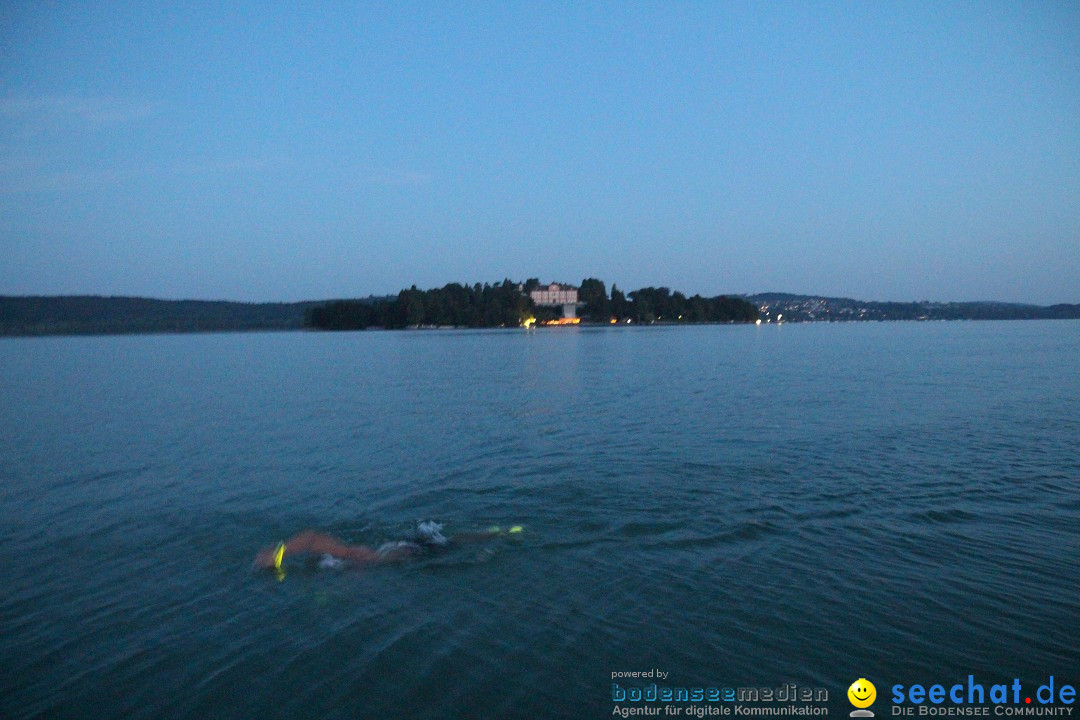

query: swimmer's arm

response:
[253,531,378,568]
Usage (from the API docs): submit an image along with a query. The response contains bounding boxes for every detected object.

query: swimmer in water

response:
[253,522,521,571]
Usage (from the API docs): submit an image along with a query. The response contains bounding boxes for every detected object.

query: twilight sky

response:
[1,2,1078,303]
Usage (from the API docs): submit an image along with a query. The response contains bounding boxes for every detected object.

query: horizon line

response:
[1,290,1078,308]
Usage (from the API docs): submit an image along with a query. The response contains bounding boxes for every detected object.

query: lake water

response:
[2,322,1078,719]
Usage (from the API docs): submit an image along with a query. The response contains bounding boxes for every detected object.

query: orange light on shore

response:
[542,317,581,326]
[609,318,617,324]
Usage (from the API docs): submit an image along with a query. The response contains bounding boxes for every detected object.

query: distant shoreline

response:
[1,294,1078,337]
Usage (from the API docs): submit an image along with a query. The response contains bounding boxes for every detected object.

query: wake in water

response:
[253,522,523,574]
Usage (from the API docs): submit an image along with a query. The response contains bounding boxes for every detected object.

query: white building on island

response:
[529,282,580,319]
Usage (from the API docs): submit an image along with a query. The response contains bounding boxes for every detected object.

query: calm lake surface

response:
[2,322,1078,719]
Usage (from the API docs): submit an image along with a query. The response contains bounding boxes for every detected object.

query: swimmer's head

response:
[416,521,448,545]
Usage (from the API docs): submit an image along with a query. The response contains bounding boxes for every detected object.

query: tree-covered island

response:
[305,278,760,330]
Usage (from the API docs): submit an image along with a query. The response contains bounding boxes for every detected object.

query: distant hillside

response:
[0,296,320,336]
[746,293,1080,322]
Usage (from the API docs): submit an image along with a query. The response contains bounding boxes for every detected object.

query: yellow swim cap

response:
[274,542,286,581]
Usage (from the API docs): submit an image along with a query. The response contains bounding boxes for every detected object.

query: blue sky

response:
[1,2,1077,303]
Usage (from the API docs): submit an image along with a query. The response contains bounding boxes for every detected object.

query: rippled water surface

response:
[2,322,1078,719]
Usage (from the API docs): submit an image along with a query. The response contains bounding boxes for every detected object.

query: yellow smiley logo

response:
[848,678,876,708]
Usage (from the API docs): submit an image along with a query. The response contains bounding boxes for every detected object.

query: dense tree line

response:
[306,280,532,330]
[306,279,760,330]
[578,279,759,324]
